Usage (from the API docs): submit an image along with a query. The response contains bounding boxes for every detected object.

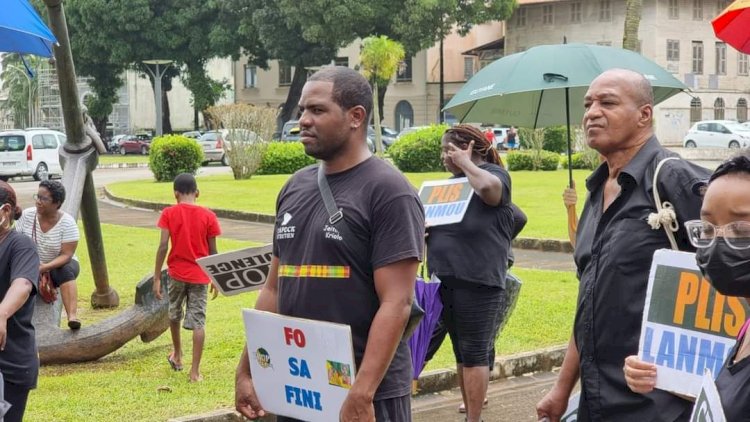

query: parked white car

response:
[683,120,750,149]
[0,128,65,181]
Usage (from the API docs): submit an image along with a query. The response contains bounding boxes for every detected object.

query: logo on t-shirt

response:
[323,224,343,241]
[277,212,296,240]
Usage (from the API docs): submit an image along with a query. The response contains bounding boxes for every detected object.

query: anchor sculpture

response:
[32,0,168,364]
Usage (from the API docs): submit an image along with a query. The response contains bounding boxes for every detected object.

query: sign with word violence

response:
[242,309,356,421]
[197,244,273,296]
[638,250,749,397]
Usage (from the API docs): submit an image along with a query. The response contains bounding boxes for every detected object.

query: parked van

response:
[0,128,65,181]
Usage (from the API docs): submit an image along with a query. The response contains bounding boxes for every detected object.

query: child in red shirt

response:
[153,173,221,382]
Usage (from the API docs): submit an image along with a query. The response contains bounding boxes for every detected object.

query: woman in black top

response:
[426,124,514,422]
[624,153,750,421]
[0,181,40,422]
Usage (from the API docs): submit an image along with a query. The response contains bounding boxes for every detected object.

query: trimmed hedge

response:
[257,142,316,175]
[388,124,449,172]
[543,126,568,153]
[560,151,600,170]
[506,150,560,171]
[148,135,203,182]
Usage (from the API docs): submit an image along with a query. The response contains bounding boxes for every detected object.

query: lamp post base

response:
[91,288,120,309]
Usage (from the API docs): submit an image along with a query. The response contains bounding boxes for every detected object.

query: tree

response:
[64,0,244,134]
[182,61,230,130]
[360,36,405,155]
[0,54,42,128]
[622,0,643,52]
[390,0,516,121]
[221,0,339,129]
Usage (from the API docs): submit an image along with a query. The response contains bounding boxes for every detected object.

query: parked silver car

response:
[197,129,260,166]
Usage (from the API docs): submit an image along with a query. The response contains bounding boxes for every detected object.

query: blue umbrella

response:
[408,276,443,381]
[0,0,57,57]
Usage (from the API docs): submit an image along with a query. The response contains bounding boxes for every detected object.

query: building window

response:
[596,41,612,47]
[715,42,727,75]
[690,98,702,123]
[464,57,475,80]
[737,98,748,122]
[693,0,703,20]
[334,57,349,68]
[668,0,679,19]
[667,40,680,61]
[394,101,413,132]
[571,1,582,23]
[396,57,412,82]
[714,97,725,120]
[516,8,527,26]
[599,0,611,21]
[739,53,749,76]
[692,41,704,74]
[543,4,554,24]
[278,62,293,86]
[244,65,257,88]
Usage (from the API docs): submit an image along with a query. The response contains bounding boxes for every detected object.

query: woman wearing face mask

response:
[0,181,40,422]
[623,153,750,421]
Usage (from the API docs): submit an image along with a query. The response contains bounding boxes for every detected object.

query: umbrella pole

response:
[565,87,573,188]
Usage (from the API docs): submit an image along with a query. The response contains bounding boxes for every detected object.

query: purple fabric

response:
[408,277,443,379]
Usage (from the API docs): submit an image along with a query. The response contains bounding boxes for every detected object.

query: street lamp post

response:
[142,60,173,137]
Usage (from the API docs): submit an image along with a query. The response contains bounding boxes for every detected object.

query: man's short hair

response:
[308,66,373,121]
[606,68,654,106]
[710,151,750,183]
[173,173,198,194]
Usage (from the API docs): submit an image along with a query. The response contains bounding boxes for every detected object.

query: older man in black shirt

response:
[536,69,710,422]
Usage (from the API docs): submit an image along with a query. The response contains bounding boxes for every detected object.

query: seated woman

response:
[16,180,81,330]
[623,152,750,420]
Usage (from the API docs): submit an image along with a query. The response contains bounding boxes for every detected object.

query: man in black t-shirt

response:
[235,67,424,422]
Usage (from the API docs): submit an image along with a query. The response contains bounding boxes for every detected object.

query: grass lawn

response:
[107,169,591,239]
[98,154,150,165]
[28,223,577,421]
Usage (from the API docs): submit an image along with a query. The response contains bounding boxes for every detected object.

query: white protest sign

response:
[196,244,273,296]
[560,392,580,422]
[418,177,473,226]
[243,309,356,422]
[638,249,749,397]
[689,370,726,422]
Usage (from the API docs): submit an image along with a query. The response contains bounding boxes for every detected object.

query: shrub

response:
[206,104,278,180]
[560,151,600,170]
[543,126,568,153]
[506,151,534,171]
[389,124,448,172]
[506,150,560,171]
[148,135,203,182]
[258,142,316,174]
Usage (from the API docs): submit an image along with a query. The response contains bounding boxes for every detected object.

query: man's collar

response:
[585,135,660,191]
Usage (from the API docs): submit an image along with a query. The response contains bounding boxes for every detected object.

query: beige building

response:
[506,0,749,144]
[234,22,505,132]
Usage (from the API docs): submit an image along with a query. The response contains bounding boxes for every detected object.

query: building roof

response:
[462,37,505,56]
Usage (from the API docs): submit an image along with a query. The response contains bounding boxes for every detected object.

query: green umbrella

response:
[444,43,687,185]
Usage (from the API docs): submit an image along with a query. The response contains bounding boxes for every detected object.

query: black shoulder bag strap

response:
[316,165,423,339]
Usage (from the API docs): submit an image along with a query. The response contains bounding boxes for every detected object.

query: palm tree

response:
[622,0,643,52]
[0,54,42,128]
[359,36,405,156]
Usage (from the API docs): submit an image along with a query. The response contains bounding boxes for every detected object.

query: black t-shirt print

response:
[273,157,424,400]
[0,231,40,388]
